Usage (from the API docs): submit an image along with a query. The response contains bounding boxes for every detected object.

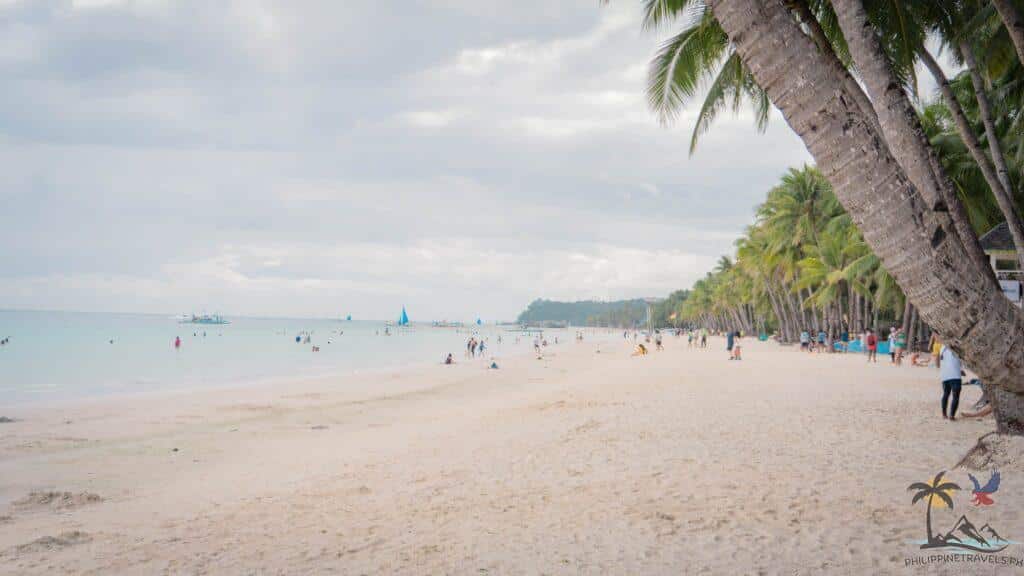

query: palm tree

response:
[991,0,1024,72]
[701,0,1024,434]
[908,471,961,545]
[644,2,769,153]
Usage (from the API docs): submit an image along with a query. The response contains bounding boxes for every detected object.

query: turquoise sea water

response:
[0,309,567,405]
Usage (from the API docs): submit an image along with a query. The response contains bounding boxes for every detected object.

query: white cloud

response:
[398,108,465,128]
[0,0,812,320]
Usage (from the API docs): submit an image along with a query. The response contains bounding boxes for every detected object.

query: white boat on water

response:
[179,313,230,325]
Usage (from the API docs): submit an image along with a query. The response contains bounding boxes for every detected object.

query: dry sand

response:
[0,336,1021,575]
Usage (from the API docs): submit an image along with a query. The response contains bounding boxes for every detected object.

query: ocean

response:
[0,309,572,405]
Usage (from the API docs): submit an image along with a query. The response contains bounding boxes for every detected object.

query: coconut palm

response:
[682,0,1024,434]
[644,3,769,153]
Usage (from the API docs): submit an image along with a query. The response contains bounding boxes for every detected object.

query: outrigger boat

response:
[179,313,230,325]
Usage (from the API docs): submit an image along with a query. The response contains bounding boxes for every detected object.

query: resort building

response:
[980,222,1023,305]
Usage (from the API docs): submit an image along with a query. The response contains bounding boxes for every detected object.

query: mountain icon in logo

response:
[980,524,1007,544]
[937,515,1007,551]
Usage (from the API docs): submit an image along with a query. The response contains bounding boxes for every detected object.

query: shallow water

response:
[0,309,572,404]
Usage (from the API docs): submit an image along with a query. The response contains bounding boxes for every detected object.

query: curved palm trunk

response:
[830,0,994,280]
[708,0,1024,434]
[992,0,1024,68]
[787,0,882,137]
[960,41,1024,272]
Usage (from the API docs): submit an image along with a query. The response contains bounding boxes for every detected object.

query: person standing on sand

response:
[174,336,181,349]
[726,330,735,358]
[800,329,810,352]
[895,328,907,366]
[865,329,877,363]
[888,328,897,363]
[939,344,964,420]
[700,328,707,348]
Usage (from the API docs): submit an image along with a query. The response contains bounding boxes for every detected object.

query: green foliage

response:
[515,299,650,328]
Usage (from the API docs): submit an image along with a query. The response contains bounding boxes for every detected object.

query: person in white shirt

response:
[939,344,964,420]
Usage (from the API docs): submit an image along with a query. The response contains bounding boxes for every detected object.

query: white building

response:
[980,222,1023,306]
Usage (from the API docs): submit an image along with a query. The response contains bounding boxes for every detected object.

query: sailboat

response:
[399,306,409,326]
[345,315,352,321]
[476,318,482,326]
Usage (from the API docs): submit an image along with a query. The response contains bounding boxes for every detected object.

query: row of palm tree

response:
[673,166,914,345]
[624,0,1024,434]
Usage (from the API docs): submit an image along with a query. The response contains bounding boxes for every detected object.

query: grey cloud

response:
[1,0,810,319]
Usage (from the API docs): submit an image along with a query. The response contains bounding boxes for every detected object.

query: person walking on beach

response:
[888,328,897,363]
[731,331,742,360]
[816,329,827,353]
[726,330,735,359]
[865,329,877,363]
[895,328,907,366]
[174,336,181,349]
[800,329,810,352]
[939,344,964,420]
[700,328,707,348]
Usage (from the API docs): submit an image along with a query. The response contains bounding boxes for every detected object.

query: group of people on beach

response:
[465,336,485,358]
[685,329,709,349]
[792,324,978,421]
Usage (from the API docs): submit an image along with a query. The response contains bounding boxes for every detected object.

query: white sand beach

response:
[1,336,1021,575]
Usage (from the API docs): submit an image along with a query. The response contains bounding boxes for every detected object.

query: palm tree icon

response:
[908,471,961,547]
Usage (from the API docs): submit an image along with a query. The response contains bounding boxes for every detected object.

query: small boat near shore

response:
[179,314,230,325]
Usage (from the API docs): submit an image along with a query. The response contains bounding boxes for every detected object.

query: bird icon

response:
[968,471,1000,506]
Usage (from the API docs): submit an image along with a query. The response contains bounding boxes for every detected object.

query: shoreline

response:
[0,324,584,414]
[1,336,1018,574]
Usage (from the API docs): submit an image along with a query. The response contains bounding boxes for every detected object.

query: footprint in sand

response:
[12,491,102,511]
[6,531,91,556]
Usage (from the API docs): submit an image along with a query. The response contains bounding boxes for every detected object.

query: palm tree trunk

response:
[902,302,913,336]
[830,0,994,279]
[804,288,820,330]
[992,0,1024,68]
[909,306,919,351]
[708,0,1024,434]
[960,40,1024,272]
[767,286,785,339]
[771,283,795,341]
[787,0,882,136]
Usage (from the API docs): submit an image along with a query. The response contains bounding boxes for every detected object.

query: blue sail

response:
[476,318,482,325]
[399,306,409,326]
[346,315,352,321]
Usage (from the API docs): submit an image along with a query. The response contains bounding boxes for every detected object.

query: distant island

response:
[516,292,689,328]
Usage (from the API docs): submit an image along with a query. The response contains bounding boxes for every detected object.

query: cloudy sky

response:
[0,0,812,321]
